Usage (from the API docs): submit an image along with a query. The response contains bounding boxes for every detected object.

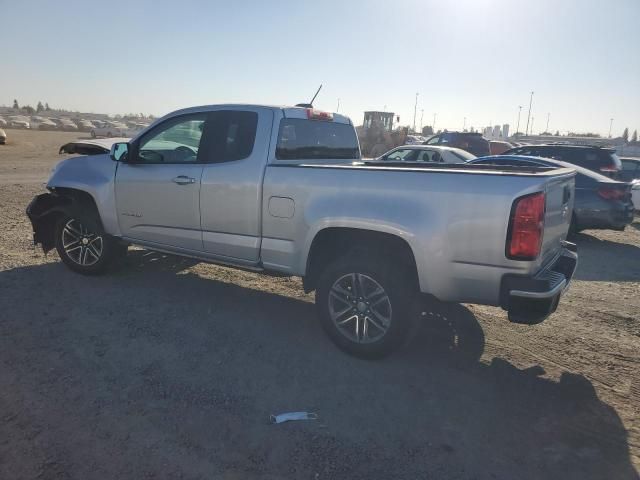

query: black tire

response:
[315,252,416,359]
[54,213,117,275]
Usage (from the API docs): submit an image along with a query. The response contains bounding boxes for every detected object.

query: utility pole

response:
[433,113,437,132]
[463,117,466,131]
[336,98,340,113]
[420,109,424,132]
[413,92,419,133]
[525,91,534,135]
[516,106,522,135]
[545,112,550,133]
[608,118,614,138]
[531,116,535,135]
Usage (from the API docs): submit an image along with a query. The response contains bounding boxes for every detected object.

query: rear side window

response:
[276,119,360,160]
[203,110,258,163]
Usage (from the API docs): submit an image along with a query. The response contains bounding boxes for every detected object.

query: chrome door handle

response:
[172,176,196,185]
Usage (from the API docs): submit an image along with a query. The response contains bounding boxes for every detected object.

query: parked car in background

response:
[489,140,513,155]
[0,128,6,144]
[8,116,30,129]
[31,116,58,130]
[71,119,94,132]
[76,120,96,132]
[469,155,634,232]
[503,144,622,178]
[404,135,426,145]
[122,122,149,137]
[375,145,476,164]
[424,131,490,156]
[631,180,640,211]
[59,118,79,131]
[59,137,128,155]
[26,104,578,357]
[618,157,640,182]
[91,121,128,138]
[0,117,7,127]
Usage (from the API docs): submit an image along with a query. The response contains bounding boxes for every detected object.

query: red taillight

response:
[507,192,545,260]
[597,186,626,200]
[306,108,333,121]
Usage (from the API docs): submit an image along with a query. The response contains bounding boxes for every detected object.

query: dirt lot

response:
[0,129,638,479]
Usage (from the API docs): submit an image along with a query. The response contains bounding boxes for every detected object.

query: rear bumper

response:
[500,242,578,325]
[576,203,634,231]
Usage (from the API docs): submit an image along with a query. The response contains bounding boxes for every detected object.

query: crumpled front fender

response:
[26,190,102,253]
[26,192,72,253]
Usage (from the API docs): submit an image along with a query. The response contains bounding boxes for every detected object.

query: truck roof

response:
[163,104,352,124]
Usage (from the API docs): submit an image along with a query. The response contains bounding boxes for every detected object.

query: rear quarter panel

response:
[261,165,574,305]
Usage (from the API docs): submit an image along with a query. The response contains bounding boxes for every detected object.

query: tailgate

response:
[539,173,575,267]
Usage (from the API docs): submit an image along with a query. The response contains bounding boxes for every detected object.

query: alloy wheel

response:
[328,273,393,344]
[61,219,103,266]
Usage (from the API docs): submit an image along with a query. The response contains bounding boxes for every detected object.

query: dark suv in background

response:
[503,144,622,177]
[424,131,490,156]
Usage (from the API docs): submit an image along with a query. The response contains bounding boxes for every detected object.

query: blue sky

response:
[1,0,638,135]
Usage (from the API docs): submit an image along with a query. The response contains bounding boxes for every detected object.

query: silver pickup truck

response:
[27,104,578,358]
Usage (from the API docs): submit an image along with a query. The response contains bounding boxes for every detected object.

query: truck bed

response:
[262,160,576,306]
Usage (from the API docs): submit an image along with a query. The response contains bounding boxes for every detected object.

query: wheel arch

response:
[302,227,420,294]
[26,188,104,253]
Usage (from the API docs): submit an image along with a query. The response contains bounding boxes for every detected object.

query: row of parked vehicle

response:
[375,141,639,231]
[404,131,515,156]
[0,115,148,138]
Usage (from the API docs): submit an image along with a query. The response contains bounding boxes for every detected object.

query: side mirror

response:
[110,142,129,162]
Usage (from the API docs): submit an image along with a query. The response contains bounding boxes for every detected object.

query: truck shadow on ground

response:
[0,252,637,480]
[571,232,640,282]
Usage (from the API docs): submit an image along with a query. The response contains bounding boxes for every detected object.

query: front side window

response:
[425,135,440,145]
[276,118,359,160]
[137,114,207,164]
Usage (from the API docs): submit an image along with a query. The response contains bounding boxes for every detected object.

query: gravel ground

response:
[0,129,638,479]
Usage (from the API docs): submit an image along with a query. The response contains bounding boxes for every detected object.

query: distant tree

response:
[45,102,51,111]
[12,99,19,109]
[36,101,44,113]
[632,130,638,143]
[622,127,629,143]
[567,132,601,137]
[421,125,434,136]
[21,105,35,115]
[555,130,560,136]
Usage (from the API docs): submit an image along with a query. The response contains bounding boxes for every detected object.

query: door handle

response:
[172,175,196,185]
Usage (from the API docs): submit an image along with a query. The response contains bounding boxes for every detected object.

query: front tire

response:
[316,253,416,359]
[55,215,117,275]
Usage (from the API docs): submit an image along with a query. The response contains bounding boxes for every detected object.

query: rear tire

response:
[315,253,416,359]
[54,214,117,275]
